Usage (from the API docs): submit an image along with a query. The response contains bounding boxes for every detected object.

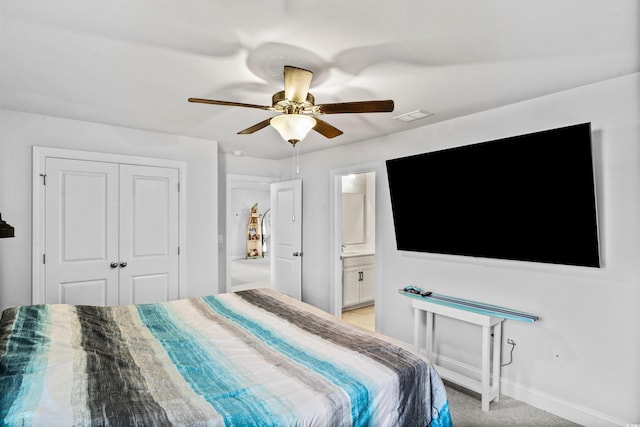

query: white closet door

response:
[44,158,120,305]
[118,165,180,305]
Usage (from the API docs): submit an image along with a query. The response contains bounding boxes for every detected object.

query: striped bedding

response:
[0,288,452,426]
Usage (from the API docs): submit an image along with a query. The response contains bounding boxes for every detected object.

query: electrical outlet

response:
[552,346,562,363]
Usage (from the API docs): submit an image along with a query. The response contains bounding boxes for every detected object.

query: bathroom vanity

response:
[341,252,375,308]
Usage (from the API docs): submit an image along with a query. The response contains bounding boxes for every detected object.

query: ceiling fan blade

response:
[283,66,313,103]
[238,118,273,134]
[188,98,273,111]
[316,100,395,114]
[312,117,343,139]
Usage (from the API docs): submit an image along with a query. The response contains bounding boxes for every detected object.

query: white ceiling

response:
[1,1,638,160]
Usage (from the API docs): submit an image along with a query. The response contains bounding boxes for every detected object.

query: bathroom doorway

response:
[330,163,381,331]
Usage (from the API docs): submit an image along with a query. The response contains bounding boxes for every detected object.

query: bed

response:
[0,288,452,426]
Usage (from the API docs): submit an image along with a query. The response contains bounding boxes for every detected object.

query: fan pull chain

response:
[291,145,300,176]
[291,146,299,222]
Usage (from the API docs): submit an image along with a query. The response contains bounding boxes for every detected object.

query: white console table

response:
[400,291,538,412]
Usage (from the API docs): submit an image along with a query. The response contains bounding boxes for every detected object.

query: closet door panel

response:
[60,280,108,306]
[44,158,119,305]
[129,274,169,305]
[119,165,179,305]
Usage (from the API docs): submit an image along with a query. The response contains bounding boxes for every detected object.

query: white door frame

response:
[225,174,278,293]
[329,162,382,329]
[32,146,187,305]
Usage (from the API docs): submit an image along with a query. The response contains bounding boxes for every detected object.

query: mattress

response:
[0,288,452,426]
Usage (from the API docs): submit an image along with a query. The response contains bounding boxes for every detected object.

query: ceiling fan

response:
[188,65,394,146]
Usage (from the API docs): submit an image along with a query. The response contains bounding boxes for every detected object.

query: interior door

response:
[44,158,120,305]
[43,158,180,306]
[270,179,302,300]
[119,165,180,304]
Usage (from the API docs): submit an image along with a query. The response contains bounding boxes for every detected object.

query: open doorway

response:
[226,174,277,292]
[330,163,381,331]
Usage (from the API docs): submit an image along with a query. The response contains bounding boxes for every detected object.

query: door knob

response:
[119,261,128,268]
[110,262,118,269]
[292,252,302,257]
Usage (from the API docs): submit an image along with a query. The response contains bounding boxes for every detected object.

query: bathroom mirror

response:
[342,193,365,244]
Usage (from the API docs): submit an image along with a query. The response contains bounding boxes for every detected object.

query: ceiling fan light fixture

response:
[270,114,316,145]
[189,65,393,142]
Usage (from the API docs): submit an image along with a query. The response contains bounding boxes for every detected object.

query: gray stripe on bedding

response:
[189,298,349,426]
[237,289,429,425]
[0,306,18,356]
[75,305,171,426]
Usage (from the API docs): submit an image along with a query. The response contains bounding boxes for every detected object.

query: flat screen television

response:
[385,122,600,268]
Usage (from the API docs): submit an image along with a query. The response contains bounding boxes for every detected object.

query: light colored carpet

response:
[230,257,271,292]
[444,381,581,426]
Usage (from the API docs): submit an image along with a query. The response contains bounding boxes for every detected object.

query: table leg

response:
[426,311,434,359]
[492,322,502,403]
[481,325,491,412]
[413,307,421,350]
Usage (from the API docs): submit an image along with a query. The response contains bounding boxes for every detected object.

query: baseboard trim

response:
[432,353,628,427]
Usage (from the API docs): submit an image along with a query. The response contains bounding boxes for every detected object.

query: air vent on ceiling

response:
[393,110,434,122]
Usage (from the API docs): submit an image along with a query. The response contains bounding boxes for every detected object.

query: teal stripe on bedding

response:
[136,303,283,427]
[429,400,453,427]
[202,295,374,427]
[0,305,50,426]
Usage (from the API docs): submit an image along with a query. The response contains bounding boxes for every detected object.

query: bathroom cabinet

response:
[342,254,375,308]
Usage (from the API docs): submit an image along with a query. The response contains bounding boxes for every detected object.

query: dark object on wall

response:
[386,122,600,268]
[0,213,15,238]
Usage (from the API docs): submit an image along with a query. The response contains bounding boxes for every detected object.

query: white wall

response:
[282,74,640,425]
[0,110,219,311]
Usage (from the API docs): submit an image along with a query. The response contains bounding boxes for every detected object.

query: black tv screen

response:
[386,123,600,268]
